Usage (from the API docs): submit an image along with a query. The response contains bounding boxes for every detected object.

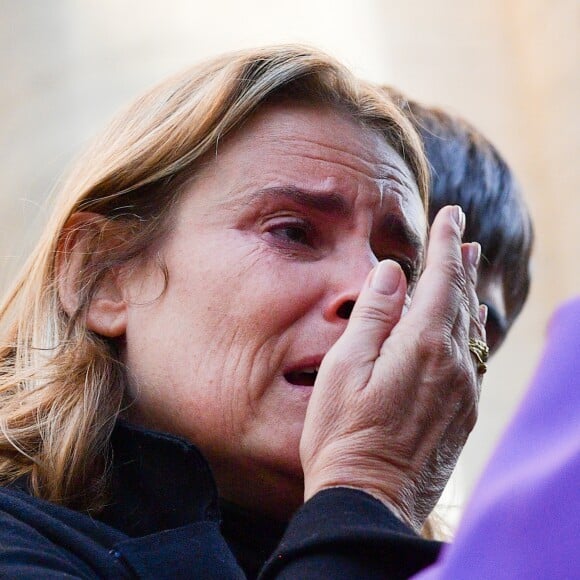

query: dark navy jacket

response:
[0,422,442,578]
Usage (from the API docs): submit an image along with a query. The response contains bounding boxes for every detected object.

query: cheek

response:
[123,233,326,442]
[124,262,304,399]
[206,247,322,336]
[123,299,255,446]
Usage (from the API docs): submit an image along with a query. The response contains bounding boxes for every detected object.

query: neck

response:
[210,456,305,522]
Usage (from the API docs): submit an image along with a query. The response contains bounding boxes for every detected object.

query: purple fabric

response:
[415,297,580,579]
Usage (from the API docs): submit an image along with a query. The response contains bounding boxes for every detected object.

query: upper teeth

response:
[302,366,319,374]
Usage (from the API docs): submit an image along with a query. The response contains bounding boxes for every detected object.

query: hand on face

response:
[300,205,485,531]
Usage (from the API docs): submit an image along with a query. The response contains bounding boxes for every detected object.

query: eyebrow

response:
[246,185,424,257]
[246,186,351,218]
[380,214,425,258]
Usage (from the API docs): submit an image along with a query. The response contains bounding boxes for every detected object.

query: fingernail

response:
[402,294,412,316]
[371,260,401,295]
[466,242,481,268]
[479,304,488,325]
[452,206,465,234]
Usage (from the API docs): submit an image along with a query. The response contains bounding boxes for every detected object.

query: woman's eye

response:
[398,260,413,280]
[391,258,417,284]
[269,222,312,246]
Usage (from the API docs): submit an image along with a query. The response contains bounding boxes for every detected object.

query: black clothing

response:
[220,499,286,578]
[0,422,443,578]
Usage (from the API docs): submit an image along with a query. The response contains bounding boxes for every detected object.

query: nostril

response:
[336,300,355,320]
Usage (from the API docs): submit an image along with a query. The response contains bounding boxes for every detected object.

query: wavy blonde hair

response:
[0,45,429,512]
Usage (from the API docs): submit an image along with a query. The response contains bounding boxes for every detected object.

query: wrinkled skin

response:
[82,101,484,526]
[301,207,485,531]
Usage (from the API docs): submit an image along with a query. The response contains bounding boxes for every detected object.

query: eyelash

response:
[265,218,418,284]
[391,258,417,285]
[267,219,315,248]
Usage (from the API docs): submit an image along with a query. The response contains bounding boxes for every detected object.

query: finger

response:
[449,241,488,399]
[461,241,487,334]
[336,259,407,363]
[478,304,488,341]
[452,242,481,345]
[461,241,484,337]
[406,206,466,331]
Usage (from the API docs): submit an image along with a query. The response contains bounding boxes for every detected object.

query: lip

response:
[283,355,324,390]
[283,354,325,388]
[284,355,325,374]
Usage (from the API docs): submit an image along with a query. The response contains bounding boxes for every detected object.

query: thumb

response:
[340,259,407,361]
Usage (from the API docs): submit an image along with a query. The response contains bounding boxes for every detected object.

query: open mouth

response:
[284,366,319,387]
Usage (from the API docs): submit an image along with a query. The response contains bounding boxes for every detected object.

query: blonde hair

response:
[0,45,428,512]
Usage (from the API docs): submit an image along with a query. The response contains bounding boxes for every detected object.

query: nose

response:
[335,300,355,320]
[323,251,377,322]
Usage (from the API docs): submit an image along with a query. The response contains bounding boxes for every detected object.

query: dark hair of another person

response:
[387,89,534,329]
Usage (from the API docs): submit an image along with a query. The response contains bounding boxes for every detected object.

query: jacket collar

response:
[98,421,220,537]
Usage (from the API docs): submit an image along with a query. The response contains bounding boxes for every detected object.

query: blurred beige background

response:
[1,0,578,522]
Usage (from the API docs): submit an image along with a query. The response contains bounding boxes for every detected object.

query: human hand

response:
[300,205,486,531]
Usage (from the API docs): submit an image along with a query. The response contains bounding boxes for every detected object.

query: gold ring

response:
[468,338,489,374]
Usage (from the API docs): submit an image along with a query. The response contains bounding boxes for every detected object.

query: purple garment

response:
[415,297,580,579]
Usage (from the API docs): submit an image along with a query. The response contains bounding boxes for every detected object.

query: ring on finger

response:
[468,338,489,374]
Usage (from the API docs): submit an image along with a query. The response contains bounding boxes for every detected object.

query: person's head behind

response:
[0,46,428,514]
[386,89,534,353]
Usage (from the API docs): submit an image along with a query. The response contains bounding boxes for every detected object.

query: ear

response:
[57,212,128,338]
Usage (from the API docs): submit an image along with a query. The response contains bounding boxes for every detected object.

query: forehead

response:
[190,101,426,240]
[218,102,416,187]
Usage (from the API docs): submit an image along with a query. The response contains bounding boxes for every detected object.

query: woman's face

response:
[121,102,426,516]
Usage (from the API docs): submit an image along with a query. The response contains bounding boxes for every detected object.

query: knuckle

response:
[455,365,474,393]
[441,260,467,297]
[417,326,453,359]
[442,258,465,284]
[355,301,397,327]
